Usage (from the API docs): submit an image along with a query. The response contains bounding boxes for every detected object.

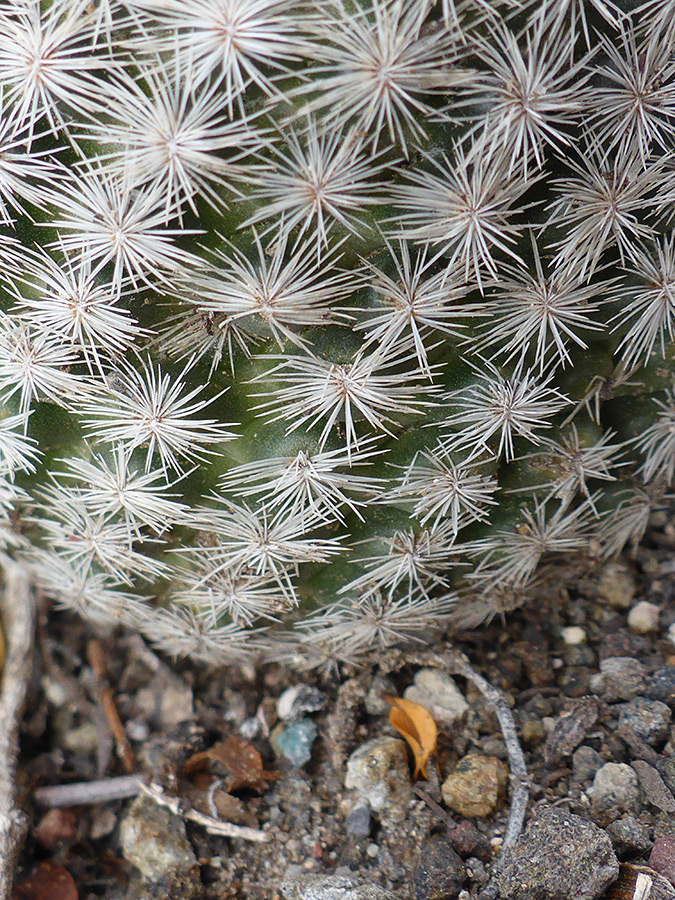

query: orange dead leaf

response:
[384,695,438,780]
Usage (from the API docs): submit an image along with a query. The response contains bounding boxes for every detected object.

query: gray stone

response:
[345,737,411,825]
[572,745,603,784]
[647,667,675,708]
[277,684,328,721]
[119,795,200,898]
[495,807,619,900]
[590,762,640,826]
[605,815,652,857]
[658,756,675,797]
[618,697,672,747]
[403,669,469,729]
[279,873,397,900]
[592,657,646,702]
[345,804,371,838]
[364,675,397,716]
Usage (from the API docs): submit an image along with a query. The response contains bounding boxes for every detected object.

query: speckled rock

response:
[441,753,508,818]
[345,737,411,825]
[650,836,675,887]
[495,807,619,900]
[618,698,672,747]
[590,657,646,702]
[279,873,397,900]
[590,763,641,827]
[414,835,466,900]
[119,795,200,899]
[572,745,603,784]
[605,816,653,857]
[404,669,469,730]
[647,668,675,709]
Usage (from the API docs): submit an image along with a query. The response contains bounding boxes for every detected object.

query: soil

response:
[11,508,675,900]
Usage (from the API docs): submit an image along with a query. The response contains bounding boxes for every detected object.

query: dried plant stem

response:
[86,639,136,773]
[34,774,145,808]
[0,558,33,899]
[139,782,269,842]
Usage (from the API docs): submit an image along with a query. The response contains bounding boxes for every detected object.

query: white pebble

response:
[627,600,660,634]
[561,626,587,645]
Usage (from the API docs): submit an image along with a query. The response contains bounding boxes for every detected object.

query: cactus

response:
[0,0,673,672]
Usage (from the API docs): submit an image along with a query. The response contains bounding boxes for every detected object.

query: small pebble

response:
[658,757,675,796]
[441,753,508,818]
[668,623,675,647]
[495,807,618,900]
[345,804,371,838]
[590,763,640,827]
[647,668,675,709]
[590,657,646,702]
[561,626,587,645]
[89,807,117,841]
[605,815,652,857]
[597,562,635,609]
[465,858,488,886]
[272,719,318,767]
[35,809,76,850]
[239,716,261,739]
[345,737,412,825]
[366,843,379,858]
[522,719,546,748]
[446,821,492,863]
[277,685,327,722]
[364,675,397,716]
[126,718,150,742]
[403,669,469,730]
[278,873,397,900]
[618,698,672,747]
[63,723,99,754]
[120,795,200,898]
[572,745,603,784]
[628,601,660,634]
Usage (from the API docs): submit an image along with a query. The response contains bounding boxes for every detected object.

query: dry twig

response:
[34,774,145,808]
[0,557,34,899]
[139,782,269,842]
[86,639,136,773]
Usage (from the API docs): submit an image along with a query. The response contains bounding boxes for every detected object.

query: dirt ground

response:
[11,510,675,900]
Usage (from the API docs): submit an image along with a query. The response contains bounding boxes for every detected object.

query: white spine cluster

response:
[0,0,672,670]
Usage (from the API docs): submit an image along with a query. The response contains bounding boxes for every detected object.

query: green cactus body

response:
[0,0,673,671]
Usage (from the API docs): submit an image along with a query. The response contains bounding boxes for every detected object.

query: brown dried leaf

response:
[12,862,78,900]
[182,736,278,793]
[385,695,438,780]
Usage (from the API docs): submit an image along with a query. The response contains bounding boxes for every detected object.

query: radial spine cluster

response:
[0,0,673,671]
